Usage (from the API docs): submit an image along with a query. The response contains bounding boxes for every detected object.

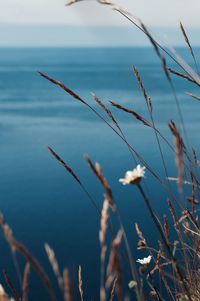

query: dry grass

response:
[0,1,200,301]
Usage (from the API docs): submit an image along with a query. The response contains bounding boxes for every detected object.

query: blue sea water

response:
[0,47,199,300]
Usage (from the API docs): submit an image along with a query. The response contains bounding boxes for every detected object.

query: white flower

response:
[136,255,152,265]
[119,165,146,185]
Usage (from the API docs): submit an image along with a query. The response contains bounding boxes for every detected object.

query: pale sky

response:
[0,0,200,46]
[1,0,200,27]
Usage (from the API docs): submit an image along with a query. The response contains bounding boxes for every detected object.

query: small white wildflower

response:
[136,255,152,265]
[119,165,146,185]
[128,280,137,289]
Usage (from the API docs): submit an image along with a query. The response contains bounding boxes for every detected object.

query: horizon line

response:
[0,25,199,47]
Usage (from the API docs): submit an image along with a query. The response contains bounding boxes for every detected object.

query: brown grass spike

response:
[109,101,151,127]
[22,263,30,301]
[168,68,198,85]
[63,269,74,301]
[169,120,185,190]
[180,22,199,73]
[132,65,152,112]
[45,243,63,291]
[84,155,115,209]
[38,72,86,104]
[91,93,120,130]
[0,214,57,301]
[48,146,81,184]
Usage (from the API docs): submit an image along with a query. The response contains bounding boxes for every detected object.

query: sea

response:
[0,47,199,300]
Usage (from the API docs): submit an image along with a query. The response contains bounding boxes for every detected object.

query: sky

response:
[0,0,200,46]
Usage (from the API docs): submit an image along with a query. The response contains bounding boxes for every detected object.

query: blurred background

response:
[0,0,200,300]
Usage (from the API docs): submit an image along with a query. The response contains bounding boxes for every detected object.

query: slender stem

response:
[117,10,200,84]
[148,271,164,301]
[80,176,142,299]
[114,207,144,301]
[137,183,192,301]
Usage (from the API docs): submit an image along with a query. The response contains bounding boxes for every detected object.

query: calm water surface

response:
[0,47,199,300]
